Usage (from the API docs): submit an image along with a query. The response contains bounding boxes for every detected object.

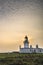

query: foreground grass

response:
[0,53,43,65]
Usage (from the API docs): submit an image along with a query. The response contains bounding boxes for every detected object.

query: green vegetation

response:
[0,53,43,65]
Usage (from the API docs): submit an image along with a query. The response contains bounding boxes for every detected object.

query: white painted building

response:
[19,36,43,53]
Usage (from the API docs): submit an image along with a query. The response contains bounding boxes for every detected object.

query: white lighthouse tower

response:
[24,36,29,48]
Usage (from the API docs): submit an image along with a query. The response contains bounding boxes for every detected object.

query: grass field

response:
[0,52,43,65]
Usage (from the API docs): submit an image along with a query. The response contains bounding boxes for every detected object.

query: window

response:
[34,49,36,53]
[40,50,41,52]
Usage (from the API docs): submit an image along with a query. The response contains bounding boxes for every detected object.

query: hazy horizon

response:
[0,0,43,52]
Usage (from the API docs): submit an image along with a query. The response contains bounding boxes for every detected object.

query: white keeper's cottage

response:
[19,36,43,53]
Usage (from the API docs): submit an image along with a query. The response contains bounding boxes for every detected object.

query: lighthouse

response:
[24,36,29,48]
[19,36,43,53]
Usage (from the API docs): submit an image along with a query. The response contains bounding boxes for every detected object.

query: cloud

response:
[0,0,43,18]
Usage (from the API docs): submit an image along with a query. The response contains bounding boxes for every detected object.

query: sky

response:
[0,0,43,52]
